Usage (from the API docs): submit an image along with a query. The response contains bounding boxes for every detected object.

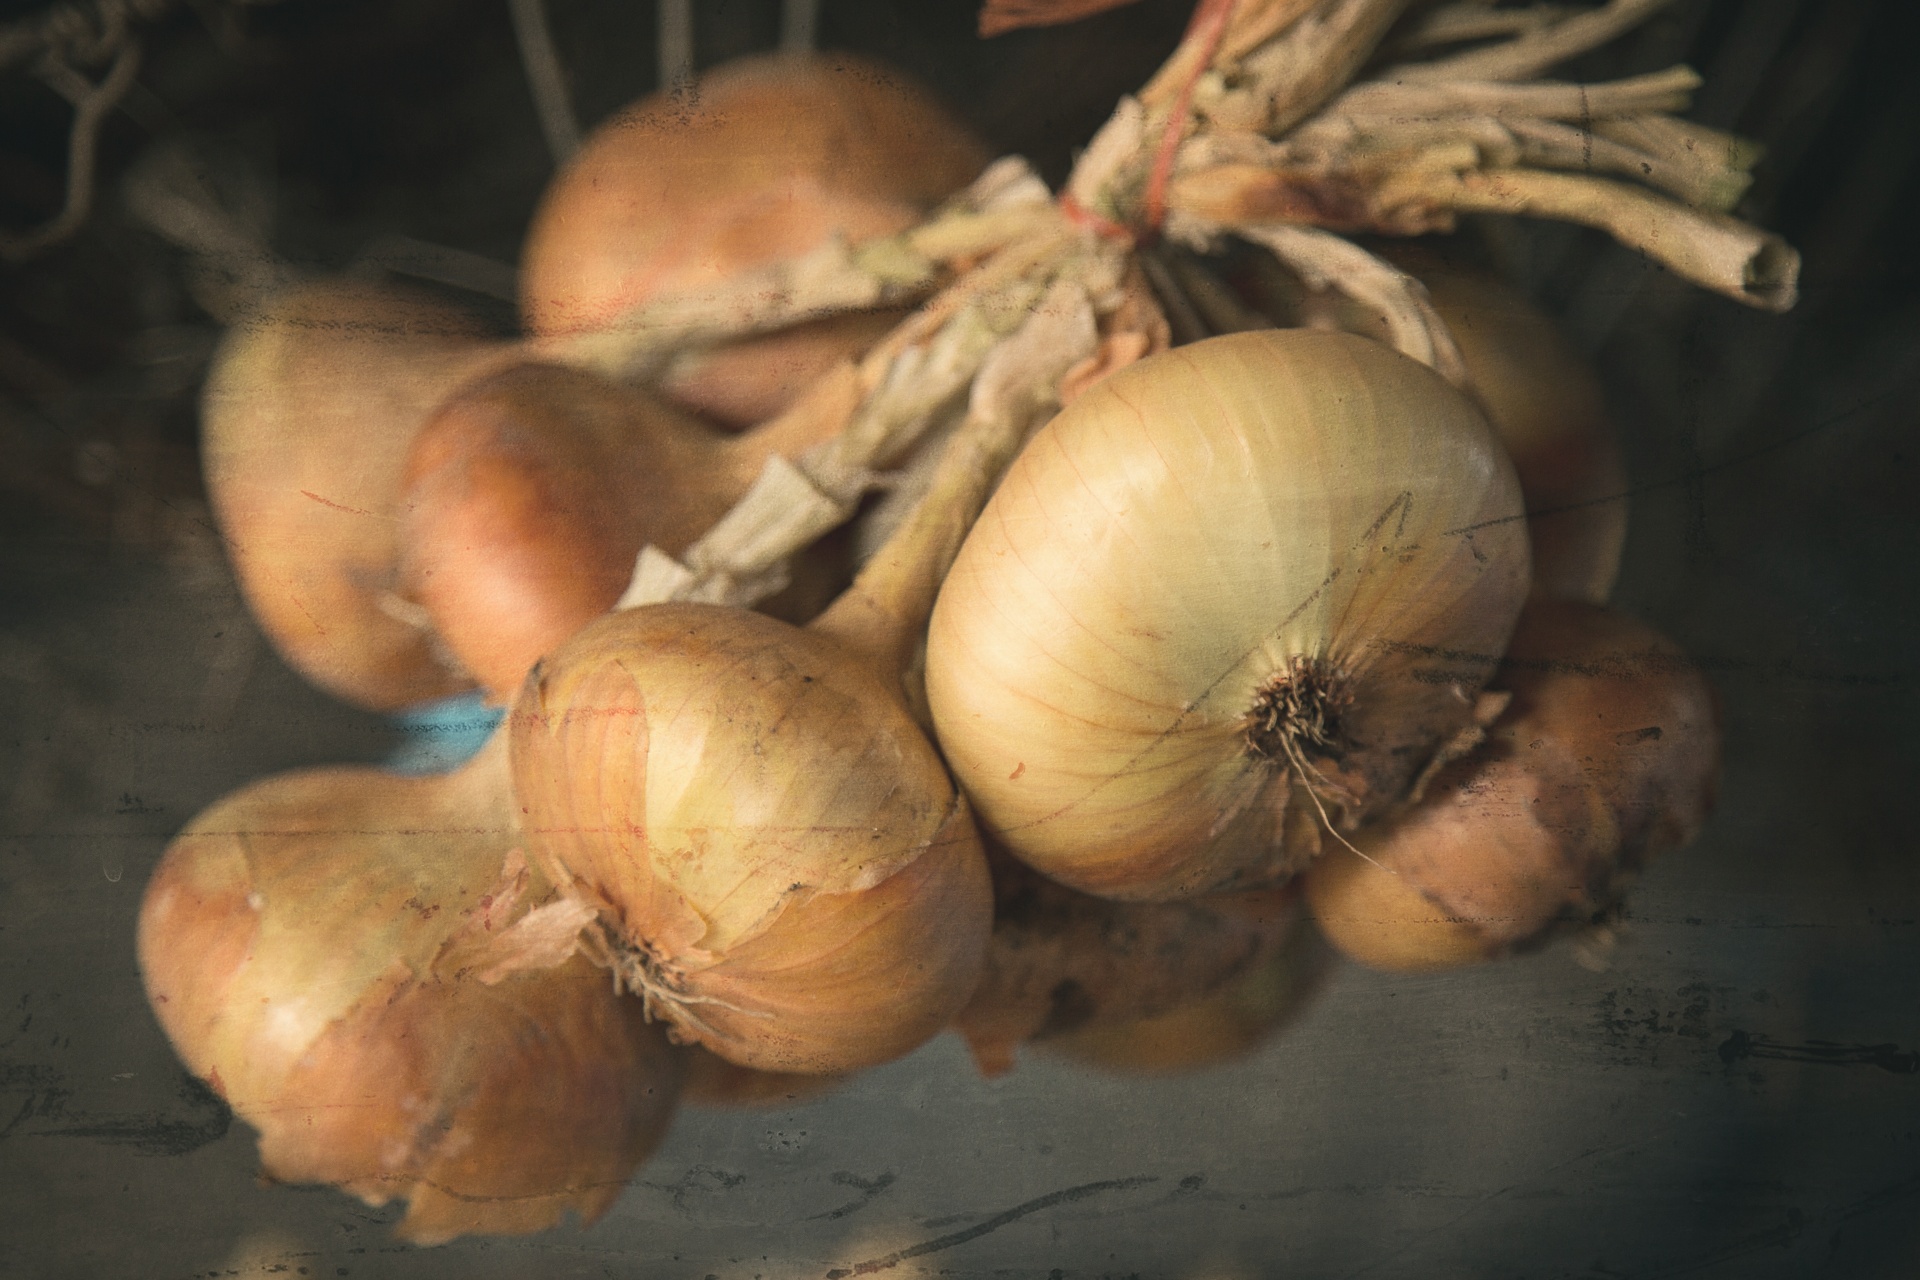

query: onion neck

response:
[809,372,1042,703]
[713,357,868,492]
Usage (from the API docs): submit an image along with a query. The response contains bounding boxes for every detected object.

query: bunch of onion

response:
[199,278,518,710]
[1243,245,1629,605]
[955,849,1308,1077]
[521,51,989,428]
[197,50,990,718]
[397,358,864,702]
[501,288,1102,1075]
[135,736,681,1243]
[1042,910,1331,1076]
[1304,598,1720,971]
[926,328,1531,902]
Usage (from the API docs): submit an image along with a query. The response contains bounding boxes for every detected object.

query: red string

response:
[1060,192,1136,243]
[1140,0,1237,239]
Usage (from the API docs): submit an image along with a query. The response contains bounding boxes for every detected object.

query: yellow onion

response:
[398,359,857,702]
[135,738,681,1243]
[1041,914,1331,1076]
[956,851,1305,1077]
[508,603,990,1075]
[520,53,988,342]
[496,291,1097,1076]
[926,329,1531,901]
[1304,599,1721,971]
[199,279,518,709]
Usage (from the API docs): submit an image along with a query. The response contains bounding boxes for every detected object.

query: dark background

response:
[3,1,1918,1275]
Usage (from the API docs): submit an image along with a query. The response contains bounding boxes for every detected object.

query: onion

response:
[200,279,516,709]
[660,310,908,432]
[1041,914,1331,1076]
[520,53,987,341]
[135,738,681,1243]
[677,1046,848,1109]
[398,359,858,702]
[500,283,1098,1075]
[507,601,989,1075]
[956,850,1304,1077]
[1303,598,1721,971]
[926,329,1531,901]
[1414,261,1628,605]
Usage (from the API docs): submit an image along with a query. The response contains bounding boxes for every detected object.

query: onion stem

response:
[1409,167,1799,310]
[1394,0,1677,84]
[1327,65,1702,123]
[1238,223,1469,382]
[813,277,1099,689]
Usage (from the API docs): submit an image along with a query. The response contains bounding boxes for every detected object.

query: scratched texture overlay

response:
[3,0,1918,1276]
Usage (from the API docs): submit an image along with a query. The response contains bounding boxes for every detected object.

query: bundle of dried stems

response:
[525,0,1795,618]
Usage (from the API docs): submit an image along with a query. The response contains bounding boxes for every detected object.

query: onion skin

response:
[677,1046,847,1109]
[956,851,1305,1077]
[399,359,862,703]
[926,329,1530,901]
[399,363,742,702]
[1041,916,1332,1076]
[1304,599,1721,971]
[136,746,682,1243]
[200,279,515,710]
[662,309,906,431]
[509,603,993,1075]
[520,53,988,341]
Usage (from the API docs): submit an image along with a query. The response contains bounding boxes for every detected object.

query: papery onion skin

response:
[200,279,514,710]
[926,329,1530,901]
[520,53,988,340]
[956,850,1306,1077]
[135,751,682,1243]
[1304,599,1721,971]
[509,602,993,1075]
